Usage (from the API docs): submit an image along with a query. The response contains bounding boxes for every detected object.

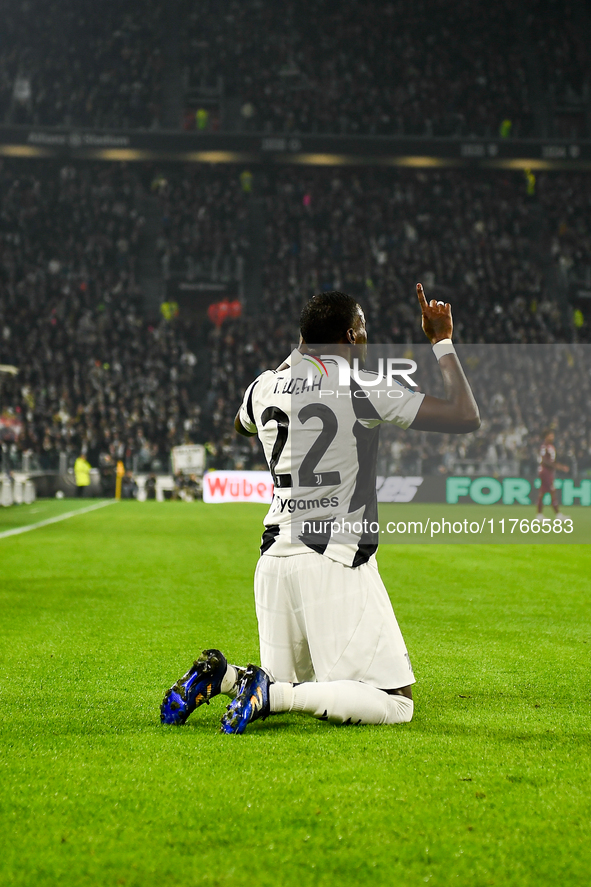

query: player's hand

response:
[557,463,569,472]
[416,282,453,344]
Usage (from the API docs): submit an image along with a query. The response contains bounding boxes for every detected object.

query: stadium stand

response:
[158,163,589,344]
[156,167,248,283]
[529,0,591,138]
[0,0,164,129]
[0,162,201,479]
[0,0,588,136]
[2,159,589,483]
[183,0,533,137]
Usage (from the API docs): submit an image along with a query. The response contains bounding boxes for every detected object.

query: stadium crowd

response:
[1,160,591,484]
[156,168,249,282]
[0,0,164,129]
[0,0,587,137]
[185,0,532,137]
[0,161,201,481]
[195,165,590,468]
[530,0,589,129]
[374,343,591,479]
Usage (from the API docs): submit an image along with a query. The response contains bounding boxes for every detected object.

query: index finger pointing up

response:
[416,282,428,311]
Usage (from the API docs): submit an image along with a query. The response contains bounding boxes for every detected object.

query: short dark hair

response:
[300,291,361,344]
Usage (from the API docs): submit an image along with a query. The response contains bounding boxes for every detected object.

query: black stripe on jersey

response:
[298,519,332,557]
[260,524,280,554]
[350,378,380,567]
[246,381,259,426]
[352,541,378,568]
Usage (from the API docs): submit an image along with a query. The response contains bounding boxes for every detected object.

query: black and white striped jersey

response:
[238,349,424,567]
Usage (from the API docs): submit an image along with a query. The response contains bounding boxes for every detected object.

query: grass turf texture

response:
[1,501,590,886]
[0,498,110,533]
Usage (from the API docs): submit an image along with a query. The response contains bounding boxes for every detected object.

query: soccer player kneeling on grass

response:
[161,284,480,733]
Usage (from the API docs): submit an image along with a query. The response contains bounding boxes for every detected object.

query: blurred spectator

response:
[121,469,138,499]
[196,108,209,131]
[74,452,91,497]
[160,300,180,321]
[184,473,200,500]
[172,472,184,500]
[240,171,253,194]
[99,452,116,498]
[172,471,200,501]
[145,473,157,499]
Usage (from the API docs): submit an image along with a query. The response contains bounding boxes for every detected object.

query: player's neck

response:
[299,343,357,365]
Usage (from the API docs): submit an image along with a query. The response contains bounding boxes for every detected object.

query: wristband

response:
[432,338,455,360]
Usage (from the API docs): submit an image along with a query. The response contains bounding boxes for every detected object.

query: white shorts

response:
[254,552,415,689]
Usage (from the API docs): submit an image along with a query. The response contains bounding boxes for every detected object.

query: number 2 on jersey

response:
[261,404,342,487]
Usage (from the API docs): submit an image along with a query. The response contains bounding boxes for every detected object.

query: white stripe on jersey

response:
[239,349,424,567]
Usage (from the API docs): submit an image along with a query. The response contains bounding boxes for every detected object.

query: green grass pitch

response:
[1,500,590,886]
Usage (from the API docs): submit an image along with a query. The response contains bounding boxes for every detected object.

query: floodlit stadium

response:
[1,2,590,885]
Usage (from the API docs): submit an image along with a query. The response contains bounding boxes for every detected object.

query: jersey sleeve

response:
[237,380,259,433]
[357,378,425,430]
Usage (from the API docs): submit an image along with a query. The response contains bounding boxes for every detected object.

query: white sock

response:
[270,680,413,725]
[270,681,295,713]
[220,665,239,697]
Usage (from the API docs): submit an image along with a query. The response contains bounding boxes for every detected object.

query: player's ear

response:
[346,328,355,344]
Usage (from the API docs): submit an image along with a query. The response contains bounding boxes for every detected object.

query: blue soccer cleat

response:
[160,648,229,725]
[220,664,271,734]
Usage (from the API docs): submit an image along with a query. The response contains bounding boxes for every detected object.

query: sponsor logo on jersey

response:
[273,494,339,513]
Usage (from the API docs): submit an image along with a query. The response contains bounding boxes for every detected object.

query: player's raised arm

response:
[410,283,480,434]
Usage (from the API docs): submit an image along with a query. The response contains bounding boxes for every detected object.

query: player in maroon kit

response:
[534,430,569,521]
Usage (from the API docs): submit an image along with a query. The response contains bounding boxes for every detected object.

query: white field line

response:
[0,500,116,540]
